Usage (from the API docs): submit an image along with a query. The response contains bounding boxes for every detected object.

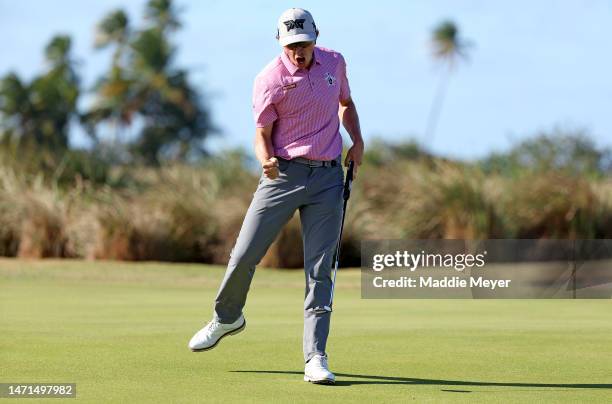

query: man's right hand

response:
[262,157,279,179]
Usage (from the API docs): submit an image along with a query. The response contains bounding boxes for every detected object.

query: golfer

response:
[188,7,364,385]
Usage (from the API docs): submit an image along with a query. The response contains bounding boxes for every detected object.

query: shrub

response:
[500,172,602,238]
[0,168,69,258]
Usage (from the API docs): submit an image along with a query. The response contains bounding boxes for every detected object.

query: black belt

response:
[280,156,339,167]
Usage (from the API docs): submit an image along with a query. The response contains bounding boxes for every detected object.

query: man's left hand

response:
[344,140,364,180]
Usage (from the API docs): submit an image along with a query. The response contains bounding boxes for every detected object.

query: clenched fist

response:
[262,157,280,179]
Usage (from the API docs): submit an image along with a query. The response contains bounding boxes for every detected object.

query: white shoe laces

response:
[311,355,328,370]
[204,320,222,335]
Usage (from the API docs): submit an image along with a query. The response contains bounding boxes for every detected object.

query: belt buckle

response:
[307,159,318,168]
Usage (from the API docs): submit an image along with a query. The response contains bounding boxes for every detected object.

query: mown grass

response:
[1,259,611,403]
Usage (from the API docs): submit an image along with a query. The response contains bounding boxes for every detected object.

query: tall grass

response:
[0,168,70,257]
[1,149,610,267]
[499,173,603,238]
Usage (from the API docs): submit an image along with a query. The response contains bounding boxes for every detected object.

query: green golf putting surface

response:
[1,259,611,403]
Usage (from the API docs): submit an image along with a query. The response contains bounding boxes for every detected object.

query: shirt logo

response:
[282,83,297,90]
[284,19,305,31]
[324,72,337,86]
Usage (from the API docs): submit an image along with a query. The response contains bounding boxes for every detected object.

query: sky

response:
[0,0,611,160]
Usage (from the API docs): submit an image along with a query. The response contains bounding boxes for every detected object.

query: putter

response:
[327,160,355,310]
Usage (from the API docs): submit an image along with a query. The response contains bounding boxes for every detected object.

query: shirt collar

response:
[280,46,322,76]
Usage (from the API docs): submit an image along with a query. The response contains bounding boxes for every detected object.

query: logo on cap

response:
[283,19,305,31]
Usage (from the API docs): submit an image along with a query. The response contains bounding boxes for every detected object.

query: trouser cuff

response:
[305,351,327,363]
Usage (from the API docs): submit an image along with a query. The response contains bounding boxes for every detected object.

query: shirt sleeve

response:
[252,76,278,128]
[339,54,351,101]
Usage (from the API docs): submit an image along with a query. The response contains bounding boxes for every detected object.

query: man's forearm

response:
[254,124,275,165]
[341,100,364,146]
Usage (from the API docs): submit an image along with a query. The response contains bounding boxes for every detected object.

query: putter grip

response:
[343,161,354,200]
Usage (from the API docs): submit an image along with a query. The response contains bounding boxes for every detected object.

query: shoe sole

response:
[190,319,246,352]
[304,375,335,385]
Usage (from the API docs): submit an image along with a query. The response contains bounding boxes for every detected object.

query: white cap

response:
[276,8,318,46]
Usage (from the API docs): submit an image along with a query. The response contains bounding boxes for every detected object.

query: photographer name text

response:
[372,276,511,290]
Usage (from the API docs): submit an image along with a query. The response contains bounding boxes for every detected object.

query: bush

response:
[0,168,70,258]
[501,173,610,238]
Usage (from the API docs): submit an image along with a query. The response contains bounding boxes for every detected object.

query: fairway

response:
[1,259,611,403]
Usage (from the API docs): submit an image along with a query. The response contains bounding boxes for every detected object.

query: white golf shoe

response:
[188,315,246,352]
[304,354,335,384]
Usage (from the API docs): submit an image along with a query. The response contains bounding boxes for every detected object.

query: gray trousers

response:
[214,155,344,362]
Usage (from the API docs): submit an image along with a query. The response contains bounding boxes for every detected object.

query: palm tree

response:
[0,35,79,154]
[0,73,33,146]
[94,10,129,65]
[424,20,471,146]
[129,10,213,164]
[144,0,181,32]
[85,0,215,165]
[35,36,80,150]
[84,10,134,148]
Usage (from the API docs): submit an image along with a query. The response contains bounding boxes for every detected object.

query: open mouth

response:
[296,56,305,64]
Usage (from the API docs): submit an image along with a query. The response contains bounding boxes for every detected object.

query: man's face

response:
[283,41,315,69]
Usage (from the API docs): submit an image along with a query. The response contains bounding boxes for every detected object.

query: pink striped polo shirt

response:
[252,46,351,161]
